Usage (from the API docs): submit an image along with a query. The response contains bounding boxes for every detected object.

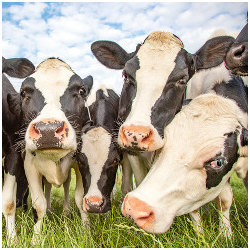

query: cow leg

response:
[2,172,17,245]
[63,169,71,216]
[190,209,204,235]
[74,165,89,224]
[243,172,248,193]
[127,155,148,186]
[215,181,233,238]
[44,179,52,212]
[121,153,133,198]
[24,152,47,244]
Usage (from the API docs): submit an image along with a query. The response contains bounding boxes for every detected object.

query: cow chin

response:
[35,148,72,162]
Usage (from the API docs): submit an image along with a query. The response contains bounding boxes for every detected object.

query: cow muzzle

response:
[83,196,111,213]
[225,42,248,76]
[122,195,155,230]
[29,118,69,149]
[119,125,157,151]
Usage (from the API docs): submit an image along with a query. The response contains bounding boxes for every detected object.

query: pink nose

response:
[122,195,155,230]
[83,196,103,211]
[120,125,154,151]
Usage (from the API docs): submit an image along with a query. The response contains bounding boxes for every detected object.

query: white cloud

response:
[2,2,248,92]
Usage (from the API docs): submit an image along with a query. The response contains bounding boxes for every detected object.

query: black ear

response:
[240,127,248,147]
[194,36,235,70]
[7,92,21,118]
[82,75,93,96]
[2,57,35,78]
[91,40,134,69]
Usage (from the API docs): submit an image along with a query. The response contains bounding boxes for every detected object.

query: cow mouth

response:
[34,148,72,161]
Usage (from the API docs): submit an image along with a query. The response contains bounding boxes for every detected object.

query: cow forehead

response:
[165,94,243,165]
[125,32,184,125]
[30,58,74,106]
[81,127,111,162]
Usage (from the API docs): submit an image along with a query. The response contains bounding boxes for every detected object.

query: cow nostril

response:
[33,124,40,135]
[141,130,152,143]
[56,122,65,134]
[234,45,246,58]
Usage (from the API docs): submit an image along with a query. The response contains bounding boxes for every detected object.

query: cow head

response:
[77,88,122,213]
[91,32,235,152]
[122,94,247,233]
[7,58,93,161]
[225,23,248,76]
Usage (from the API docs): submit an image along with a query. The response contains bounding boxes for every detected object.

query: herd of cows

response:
[2,22,248,245]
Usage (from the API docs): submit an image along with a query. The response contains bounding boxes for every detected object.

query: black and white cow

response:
[225,23,248,76]
[76,86,122,213]
[2,57,35,244]
[122,93,248,236]
[91,32,235,153]
[7,58,93,243]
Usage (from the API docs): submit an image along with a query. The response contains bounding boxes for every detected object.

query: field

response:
[2,171,248,248]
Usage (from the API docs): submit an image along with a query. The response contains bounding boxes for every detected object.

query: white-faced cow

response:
[7,58,93,243]
[2,57,35,244]
[225,23,248,76]
[91,32,235,153]
[122,93,248,236]
[77,86,122,213]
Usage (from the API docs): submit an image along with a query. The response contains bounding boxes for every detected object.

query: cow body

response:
[7,58,93,243]
[122,93,247,235]
[2,57,35,244]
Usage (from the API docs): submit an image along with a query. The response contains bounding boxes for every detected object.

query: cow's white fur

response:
[2,172,17,245]
[119,32,183,151]
[186,63,232,99]
[81,126,112,203]
[124,94,247,234]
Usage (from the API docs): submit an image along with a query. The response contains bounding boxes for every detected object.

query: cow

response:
[91,32,236,153]
[7,58,93,244]
[225,23,248,76]
[122,92,248,237]
[2,57,35,244]
[77,86,121,213]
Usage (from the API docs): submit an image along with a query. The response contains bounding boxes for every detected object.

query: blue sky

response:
[2,2,248,92]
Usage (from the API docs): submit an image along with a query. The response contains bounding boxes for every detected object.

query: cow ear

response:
[7,92,21,118]
[194,36,235,71]
[91,40,134,69]
[2,58,35,78]
[82,75,93,97]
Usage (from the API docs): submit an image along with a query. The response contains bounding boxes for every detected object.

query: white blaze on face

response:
[126,94,246,233]
[25,59,77,152]
[125,32,183,127]
[81,127,112,198]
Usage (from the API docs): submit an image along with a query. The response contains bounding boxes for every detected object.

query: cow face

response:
[7,58,93,160]
[77,88,121,213]
[91,32,235,152]
[225,23,248,76]
[78,126,121,213]
[122,94,247,233]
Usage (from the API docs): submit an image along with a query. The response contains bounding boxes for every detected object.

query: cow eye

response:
[210,158,224,169]
[79,87,86,97]
[20,90,26,98]
[177,78,187,85]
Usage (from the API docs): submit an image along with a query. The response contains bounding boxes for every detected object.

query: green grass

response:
[2,171,248,248]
